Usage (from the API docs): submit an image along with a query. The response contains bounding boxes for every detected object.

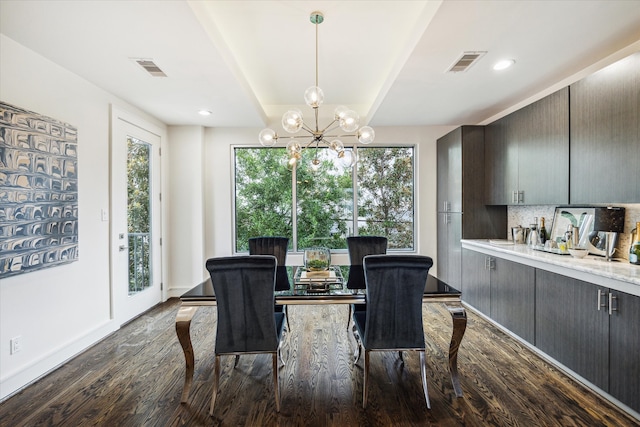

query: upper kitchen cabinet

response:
[485,87,569,205]
[570,53,640,204]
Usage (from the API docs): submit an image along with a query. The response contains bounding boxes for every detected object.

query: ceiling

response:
[1,0,640,130]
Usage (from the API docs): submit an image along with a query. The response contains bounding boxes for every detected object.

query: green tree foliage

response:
[127,138,151,292]
[296,148,352,249]
[127,139,150,234]
[234,148,292,251]
[357,147,414,249]
[234,145,414,252]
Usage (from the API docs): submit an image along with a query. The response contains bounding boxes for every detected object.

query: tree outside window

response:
[234,145,414,252]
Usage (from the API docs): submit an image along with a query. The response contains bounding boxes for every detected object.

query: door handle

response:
[597,289,607,311]
[609,293,618,315]
[119,245,129,252]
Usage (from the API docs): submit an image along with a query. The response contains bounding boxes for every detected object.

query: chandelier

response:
[258,11,375,171]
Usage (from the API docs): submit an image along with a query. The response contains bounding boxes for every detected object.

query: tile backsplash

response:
[507,203,640,261]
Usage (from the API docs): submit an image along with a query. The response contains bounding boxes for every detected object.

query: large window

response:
[234,145,414,252]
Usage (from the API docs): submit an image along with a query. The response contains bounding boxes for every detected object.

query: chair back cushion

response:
[249,237,291,291]
[206,255,279,354]
[346,236,388,290]
[361,254,433,350]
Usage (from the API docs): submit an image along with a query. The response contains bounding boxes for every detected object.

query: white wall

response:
[0,35,167,399]
[165,126,206,295]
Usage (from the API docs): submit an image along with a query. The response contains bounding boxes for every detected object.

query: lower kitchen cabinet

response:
[463,246,640,413]
[535,270,609,391]
[461,249,535,343]
[535,269,640,413]
[491,257,535,344]
[609,289,640,412]
[461,248,490,315]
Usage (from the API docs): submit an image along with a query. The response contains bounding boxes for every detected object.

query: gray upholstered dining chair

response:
[205,255,286,415]
[249,236,291,329]
[346,236,388,330]
[352,254,434,409]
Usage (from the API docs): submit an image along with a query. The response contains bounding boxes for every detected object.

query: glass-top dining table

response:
[176,267,467,403]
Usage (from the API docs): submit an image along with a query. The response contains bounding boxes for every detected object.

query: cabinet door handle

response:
[444,201,450,212]
[518,191,524,203]
[512,191,518,204]
[597,289,607,311]
[609,293,618,315]
[487,257,495,270]
[444,213,450,225]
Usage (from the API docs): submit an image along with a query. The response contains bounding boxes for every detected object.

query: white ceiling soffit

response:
[188,0,442,125]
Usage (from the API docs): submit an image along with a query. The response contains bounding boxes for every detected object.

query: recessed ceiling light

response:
[493,59,515,71]
[198,110,212,116]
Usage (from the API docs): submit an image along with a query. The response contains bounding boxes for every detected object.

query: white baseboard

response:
[0,320,118,401]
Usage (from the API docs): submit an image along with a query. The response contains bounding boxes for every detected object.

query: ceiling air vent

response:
[447,51,487,73]
[134,59,167,77]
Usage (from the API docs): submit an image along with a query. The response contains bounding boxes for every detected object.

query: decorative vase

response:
[304,247,331,271]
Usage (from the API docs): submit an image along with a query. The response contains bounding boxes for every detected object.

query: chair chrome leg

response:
[347,304,352,331]
[278,342,285,367]
[210,355,221,416]
[363,350,370,408]
[284,305,290,331]
[352,326,362,363]
[272,353,280,412]
[420,351,431,409]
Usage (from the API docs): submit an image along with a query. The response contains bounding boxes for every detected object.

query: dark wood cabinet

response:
[461,250,535,343]
[535,270,609,390]
[569,52,640,204]
[436,126,506,288]
[485,87,569,205]
[490,258,535,344]
[460,248,490,315]
[609,289,640,412]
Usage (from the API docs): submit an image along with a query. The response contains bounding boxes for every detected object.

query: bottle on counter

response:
[539,217,547,245]
[527,217,539,247]
[630,221,640,265]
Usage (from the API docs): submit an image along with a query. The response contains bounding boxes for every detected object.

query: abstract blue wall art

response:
[0,102,79,278]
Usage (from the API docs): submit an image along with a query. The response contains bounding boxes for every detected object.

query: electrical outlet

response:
[10,336,22,354]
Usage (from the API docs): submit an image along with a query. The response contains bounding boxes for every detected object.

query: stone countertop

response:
[461,239,640,297]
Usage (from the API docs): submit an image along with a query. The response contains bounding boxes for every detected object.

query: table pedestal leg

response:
[446,305,467,398]
[176,306,199,403]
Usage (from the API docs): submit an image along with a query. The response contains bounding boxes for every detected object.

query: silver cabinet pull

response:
[597,289,607,311]
[512,191,518,204]
[518,191,524,203]
[609,293,618,315]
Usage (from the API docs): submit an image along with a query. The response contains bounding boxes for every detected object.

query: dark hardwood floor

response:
[1,299,637,426]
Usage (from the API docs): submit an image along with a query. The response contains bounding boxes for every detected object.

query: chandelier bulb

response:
[357,126,375,144]
[282,109,304,133]
[339,110,360,132]
[304,86,324,108]
[259,128,277,147]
